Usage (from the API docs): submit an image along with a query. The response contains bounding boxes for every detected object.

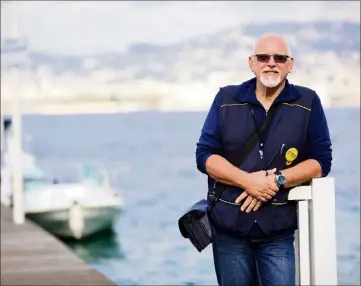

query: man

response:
[195,33,332,286]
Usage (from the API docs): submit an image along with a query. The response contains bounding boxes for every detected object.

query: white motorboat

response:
[1,117,124,240]
[24,173,124,240]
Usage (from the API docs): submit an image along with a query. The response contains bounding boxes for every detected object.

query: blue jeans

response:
[212,229,295,286]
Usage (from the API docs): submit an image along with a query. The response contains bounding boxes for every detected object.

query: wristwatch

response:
[275,171,286,188]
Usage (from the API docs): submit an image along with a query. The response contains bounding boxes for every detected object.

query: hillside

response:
[1,21,360,109]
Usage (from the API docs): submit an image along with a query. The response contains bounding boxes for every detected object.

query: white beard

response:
[260,74,282,88]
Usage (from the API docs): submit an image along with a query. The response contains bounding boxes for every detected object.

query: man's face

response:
[249,37,294,88]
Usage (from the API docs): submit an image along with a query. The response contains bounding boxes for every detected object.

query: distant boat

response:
[1,117,124,240]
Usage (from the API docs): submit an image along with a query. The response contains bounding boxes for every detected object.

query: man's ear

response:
[248,56,254,71]
[288,57,295,73]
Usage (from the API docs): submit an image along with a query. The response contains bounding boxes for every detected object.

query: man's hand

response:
[234,168,279,212]
[235,191,262,212]
[240,168,279,202]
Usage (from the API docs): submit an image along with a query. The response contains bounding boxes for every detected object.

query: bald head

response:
[249,33,294,88]
[253,33,291,56]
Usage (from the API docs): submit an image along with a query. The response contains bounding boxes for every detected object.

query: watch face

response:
[277,175,286,185]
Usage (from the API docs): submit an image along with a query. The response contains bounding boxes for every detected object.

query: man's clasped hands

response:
[235,168,280,213]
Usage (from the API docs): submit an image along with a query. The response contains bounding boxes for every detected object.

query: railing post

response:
[288,185,312,286]
[309,178,338,285]
[297,200,311,285]
[11,63,24,225]
[1,107,3,153]
[2,0,25,225]
[289,178,338,286]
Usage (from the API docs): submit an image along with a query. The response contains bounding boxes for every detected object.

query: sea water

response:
[21,108,360,285]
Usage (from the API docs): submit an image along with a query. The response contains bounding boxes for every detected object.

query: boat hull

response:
[27,205,122,240]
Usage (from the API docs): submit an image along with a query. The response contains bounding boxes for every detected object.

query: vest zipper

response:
[259,145,264,160]
[251,109,265,160]
[259,103,282,167]
[252,102,280,161]
[260,109,268,159]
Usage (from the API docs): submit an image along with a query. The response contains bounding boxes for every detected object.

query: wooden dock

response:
[1,205,116,285]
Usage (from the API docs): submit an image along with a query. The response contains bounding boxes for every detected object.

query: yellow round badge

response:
[285,147,298,166]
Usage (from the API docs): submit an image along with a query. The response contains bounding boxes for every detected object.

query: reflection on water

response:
[64,228,125,264]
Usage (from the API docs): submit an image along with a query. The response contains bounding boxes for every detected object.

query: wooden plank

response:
[1,205,116,285]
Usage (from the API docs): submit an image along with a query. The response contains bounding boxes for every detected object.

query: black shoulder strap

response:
[208,103,282,211]
[234,103,282,167]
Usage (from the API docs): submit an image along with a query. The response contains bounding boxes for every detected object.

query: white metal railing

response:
[289,177,338,285]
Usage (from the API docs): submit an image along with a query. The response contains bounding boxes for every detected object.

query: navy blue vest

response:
[207,78,315,237]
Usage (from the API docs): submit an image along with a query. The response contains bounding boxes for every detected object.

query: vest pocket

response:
[271,201,298,232]
[208,188,242,232]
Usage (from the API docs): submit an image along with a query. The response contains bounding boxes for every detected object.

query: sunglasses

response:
[254,54,290,64]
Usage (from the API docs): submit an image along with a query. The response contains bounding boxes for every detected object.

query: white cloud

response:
[1,1,360,55]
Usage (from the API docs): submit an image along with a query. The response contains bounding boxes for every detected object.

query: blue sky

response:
[1,1,360,55]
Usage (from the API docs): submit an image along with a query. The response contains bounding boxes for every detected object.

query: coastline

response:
[1,99,359,116]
